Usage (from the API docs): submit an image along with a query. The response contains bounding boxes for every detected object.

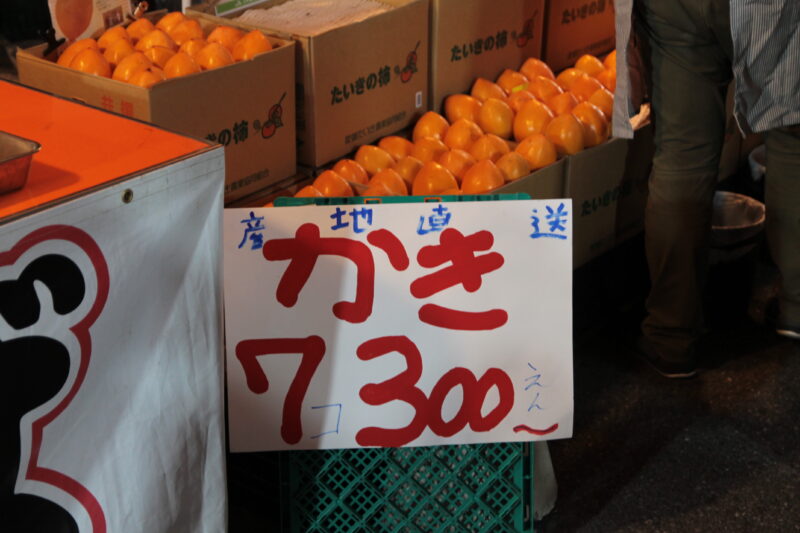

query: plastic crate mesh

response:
[284,442,532,533]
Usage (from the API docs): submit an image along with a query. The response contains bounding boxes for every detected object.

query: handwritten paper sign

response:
[223,199,574,452]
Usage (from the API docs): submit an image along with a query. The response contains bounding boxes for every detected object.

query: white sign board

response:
[224,199,574,452]
[1,151,226,533]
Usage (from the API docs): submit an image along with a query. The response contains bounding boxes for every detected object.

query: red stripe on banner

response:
[2,225,109,533]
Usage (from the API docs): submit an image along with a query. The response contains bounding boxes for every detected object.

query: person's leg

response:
[635,0,733,374]
[764,125,800,338]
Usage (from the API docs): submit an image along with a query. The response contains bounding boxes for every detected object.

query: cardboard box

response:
[189,0,429,169]
[429,0,544,112]
[566,123,654,269]
[16,13,296,204]
[495,159,565,199]
[543,0,615,73]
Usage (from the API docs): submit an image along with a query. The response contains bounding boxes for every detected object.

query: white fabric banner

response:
[0,150,226,533]
[224,199,574,452]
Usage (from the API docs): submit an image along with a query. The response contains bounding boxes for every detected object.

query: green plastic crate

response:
[280,442,534,533]
[268,193,536,533]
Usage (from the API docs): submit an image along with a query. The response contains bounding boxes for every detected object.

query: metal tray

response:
[0,131,41,194]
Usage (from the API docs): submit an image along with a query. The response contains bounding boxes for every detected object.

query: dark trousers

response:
[636,0,800,359]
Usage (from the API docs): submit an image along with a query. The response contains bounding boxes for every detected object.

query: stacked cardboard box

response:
[190,0,429,169]
[428,0,544,112]
[17,11,297,203]
[543,0,615,72]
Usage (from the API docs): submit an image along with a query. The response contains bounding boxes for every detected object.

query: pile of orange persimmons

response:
[53,11,273,88]
[296,52,616,199]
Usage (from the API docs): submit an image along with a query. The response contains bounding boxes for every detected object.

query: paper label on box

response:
[48,0,131,42]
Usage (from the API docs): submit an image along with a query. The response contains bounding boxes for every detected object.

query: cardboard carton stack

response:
[16,10,297,203]
[189,0,430,170]
[429,0,544,113]
[543,0,616,72]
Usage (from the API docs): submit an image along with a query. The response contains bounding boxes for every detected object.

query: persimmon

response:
[596,68,616,92]
[411,161,458,196]
[444,93,482,123]
[155,11,186,34]
[495,69,529,95]
[129,67,165,88]
[355,145,394,175]
[126,18,156,42]
[603,50,617,71]
[470,77,507,102]
[393,155,424,187]
[135,29,176,52]
[378,135,414,161]
[588,87,614,119]
[547,92,579,115]
[102,38,135,68]
[332,159,369,185]
[520,57,556,82]
[179,39,207,58]
[544,113,586,156]
[555,67,588,90]
[369,168,408,196]
[207,25,244,53]
[513,98,555,142]
[469,133,511,162]
[195,42,234,70]
[112,51,152,81]
[412,111,449,141]
[143,45,175,69]
[294,185,323,198]
[57,38,98,67]
[162,51,200,78]
[443,118,483,151]
[461,159,505,194]
[528,75,563,102]
[361,181,396,197]
[69,48,111,77]
[505,89,537,113]
[97,26,130,50]
[570,75,604,103]
[232,30,272,61]
[313,170,353,197]
[496,152,532,181]
[571,101,610,147]
[168,19,204,46]
[411,136,449,163]
[574,54,605,77]
[477,97,514,139]
[515,133,558,169]
[437,149,476,183]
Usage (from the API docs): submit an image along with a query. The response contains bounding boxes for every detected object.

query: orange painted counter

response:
[0,80,227,532]
[0,80,211,221]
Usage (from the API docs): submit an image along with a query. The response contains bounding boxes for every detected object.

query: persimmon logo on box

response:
[206,92,287,145]
[330,41,421,105]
